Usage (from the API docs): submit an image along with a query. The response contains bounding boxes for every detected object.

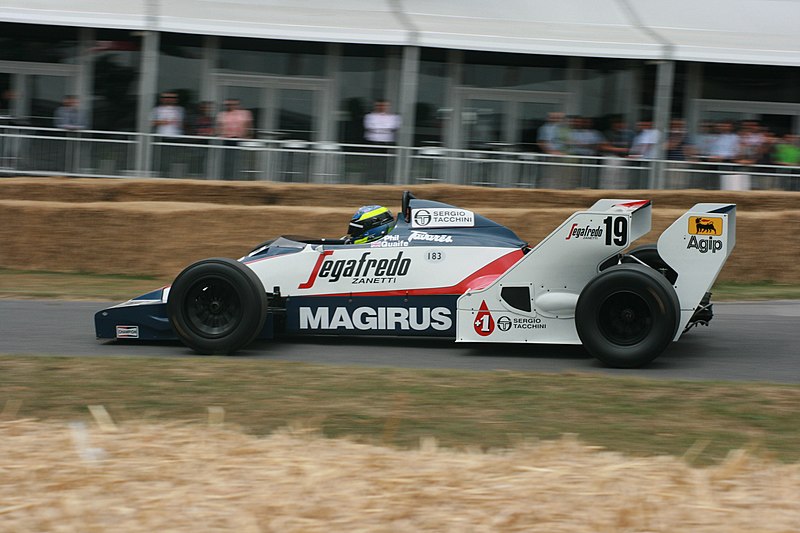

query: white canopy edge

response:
[1,0,799,67]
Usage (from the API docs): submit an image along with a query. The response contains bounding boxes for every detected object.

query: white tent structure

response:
[2,0,798,66]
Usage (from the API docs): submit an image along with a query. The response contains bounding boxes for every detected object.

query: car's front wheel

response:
[575,263,680,368]
[168,258,267,354]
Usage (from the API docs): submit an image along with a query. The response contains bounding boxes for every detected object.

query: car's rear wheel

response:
[576,263,680,368]
[621,243,678,284]
[168,258,267,354]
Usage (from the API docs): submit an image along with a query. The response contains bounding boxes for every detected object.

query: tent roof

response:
[2,0,799,66]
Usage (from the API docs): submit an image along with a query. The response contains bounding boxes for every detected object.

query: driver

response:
[346,205,396,244]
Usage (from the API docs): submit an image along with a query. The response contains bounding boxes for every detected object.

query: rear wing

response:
[657,203,736,336]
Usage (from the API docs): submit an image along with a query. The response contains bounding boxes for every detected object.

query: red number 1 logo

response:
[473,301,494,336]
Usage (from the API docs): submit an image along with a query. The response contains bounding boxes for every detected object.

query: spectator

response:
[602,116,633,157]
[1,89,16,119]
[186,101,215,178]
[756,130,778,166]
[536,111,569,155]
[216,98,253,180]
[736,120,765,165]
[360,99,401,183]
[54,95,86,130]
[629,120,660,159]
[191,101,215,136]
[692,121,717,161]
[773,134,800,166]
[666,118,692,161]
[151,92,184,136]
[707,121,740,163]
[216,98,253,139]
[599,117,633,189]
[0,89,25,171]
[363,99,401,145]
[567,116,603,156]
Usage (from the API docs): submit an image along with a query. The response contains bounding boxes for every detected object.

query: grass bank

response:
[2,356,798,466]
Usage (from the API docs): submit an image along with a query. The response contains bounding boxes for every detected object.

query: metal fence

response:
[2,125,798,190]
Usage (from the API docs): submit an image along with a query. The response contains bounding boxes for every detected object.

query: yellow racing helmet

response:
[347,205,396,244]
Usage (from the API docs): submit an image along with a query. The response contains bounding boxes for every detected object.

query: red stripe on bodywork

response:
[616,200,651,211]
[307,248,524,298]
[298,250,334,289]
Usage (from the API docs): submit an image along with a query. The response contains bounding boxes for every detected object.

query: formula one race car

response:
[95,192,736,368]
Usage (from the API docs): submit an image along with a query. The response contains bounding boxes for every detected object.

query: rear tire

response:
[599,243,678,284]
[168,258,268,354]
[576,263,680,368]
[621,244,678,284]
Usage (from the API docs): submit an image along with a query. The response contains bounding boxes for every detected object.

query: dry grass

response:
[3,357,800,465]
[1,417,798,532]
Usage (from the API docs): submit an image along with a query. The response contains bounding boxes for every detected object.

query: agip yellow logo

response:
[688,216,723,236]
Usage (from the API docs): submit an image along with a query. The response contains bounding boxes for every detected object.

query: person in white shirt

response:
[708,121,740,162]
[363,99,401,144]
[629,121,661,160]
[361,99,401,182]
[151,92,184,137]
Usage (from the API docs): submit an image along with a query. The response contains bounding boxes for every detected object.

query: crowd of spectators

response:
[537,112,800,167]
[149,93,254,140]
[26,94,800,168]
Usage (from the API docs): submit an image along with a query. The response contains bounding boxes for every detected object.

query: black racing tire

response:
[167,258,268,355]
[576,263,680,368]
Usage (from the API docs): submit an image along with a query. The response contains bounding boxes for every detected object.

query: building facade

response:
[1,1,798,186]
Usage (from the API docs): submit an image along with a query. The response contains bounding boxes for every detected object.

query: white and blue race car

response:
[95,191,736,368]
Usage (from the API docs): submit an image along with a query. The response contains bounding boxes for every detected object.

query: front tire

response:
[168,258,268,354]
[576,263,680,368]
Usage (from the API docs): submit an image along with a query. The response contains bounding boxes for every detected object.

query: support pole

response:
[650,59,675,188]
[394,45,420,185]
[135,4,160,177]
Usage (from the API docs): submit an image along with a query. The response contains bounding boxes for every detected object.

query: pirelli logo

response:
[688,216,723,236]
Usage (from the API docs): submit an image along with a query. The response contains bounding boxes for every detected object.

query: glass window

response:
[703,63,799,104]
[91,30,141,131]
[0,23,79,64]
[27,75,69,127]
[578,58,639,128]
[337,45,392,144]
[157,33,205,134]
[0,73,13,118]
[462,52,567,91]
[219,38,325,76]
[415,49,448,146]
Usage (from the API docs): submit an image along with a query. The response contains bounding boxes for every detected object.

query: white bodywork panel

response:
[456,200,736,344]
[246,243,520,297]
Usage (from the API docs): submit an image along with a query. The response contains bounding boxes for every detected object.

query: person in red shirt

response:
[215,99,253,179]
[216,99,252,139]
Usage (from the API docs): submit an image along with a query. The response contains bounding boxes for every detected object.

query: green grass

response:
[0,268,169,301]
[710,280,800,301]
[2,356,798,465]
[1,267,799,301]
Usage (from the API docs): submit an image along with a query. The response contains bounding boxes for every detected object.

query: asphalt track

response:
[1,300,798,383]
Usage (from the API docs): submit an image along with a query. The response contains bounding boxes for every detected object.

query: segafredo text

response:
[298,251,411,288]
[299,306,453,331]
[566,223,603,240]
